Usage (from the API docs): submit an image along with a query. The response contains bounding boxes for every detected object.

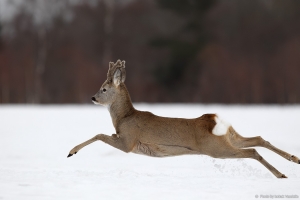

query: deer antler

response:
[107,60,126,82]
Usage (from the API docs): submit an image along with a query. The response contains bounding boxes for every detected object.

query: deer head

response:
[91,60,126,106]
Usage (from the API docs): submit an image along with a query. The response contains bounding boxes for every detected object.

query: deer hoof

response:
[290,155,300,164]
[67,153,73,158]
[280,174,288,178]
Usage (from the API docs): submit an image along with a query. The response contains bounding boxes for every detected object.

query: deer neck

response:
[108,84,135,128]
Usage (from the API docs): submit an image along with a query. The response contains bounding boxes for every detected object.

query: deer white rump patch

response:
[212,115,231,136]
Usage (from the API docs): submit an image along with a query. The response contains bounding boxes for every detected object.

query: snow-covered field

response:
[0,104,300,200]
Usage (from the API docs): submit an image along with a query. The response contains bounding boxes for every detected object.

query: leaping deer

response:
[68,60,300,178]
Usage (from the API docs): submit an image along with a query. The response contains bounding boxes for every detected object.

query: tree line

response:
[1,0,300,104]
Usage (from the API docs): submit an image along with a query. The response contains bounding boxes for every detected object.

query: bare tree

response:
[102,0,115,66]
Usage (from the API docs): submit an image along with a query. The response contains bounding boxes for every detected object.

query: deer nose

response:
[91,97,96,101]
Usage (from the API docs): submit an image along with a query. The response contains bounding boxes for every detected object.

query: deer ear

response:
[113,68,126,87]
[120,67,126,83]
[113,69,122,87]
[120,60,126,83]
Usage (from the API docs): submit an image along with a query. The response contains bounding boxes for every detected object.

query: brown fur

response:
[68,60,300,178]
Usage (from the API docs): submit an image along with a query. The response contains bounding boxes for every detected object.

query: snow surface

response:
[0,104,300,200]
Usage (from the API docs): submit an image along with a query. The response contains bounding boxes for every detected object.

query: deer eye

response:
[103,88,107,92]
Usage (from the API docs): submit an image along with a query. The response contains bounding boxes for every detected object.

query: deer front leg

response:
[67,133,131,157]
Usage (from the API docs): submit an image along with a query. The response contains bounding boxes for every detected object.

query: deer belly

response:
[131,141,197,157]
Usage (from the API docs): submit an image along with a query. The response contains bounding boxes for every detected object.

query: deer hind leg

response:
[227,127,300,164]
[209,146,287,178]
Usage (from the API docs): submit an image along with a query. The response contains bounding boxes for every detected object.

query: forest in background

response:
[1,0,300,104]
